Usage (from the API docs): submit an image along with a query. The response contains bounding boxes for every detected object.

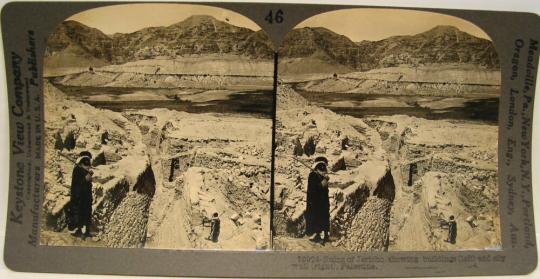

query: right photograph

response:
[273,8,501,251]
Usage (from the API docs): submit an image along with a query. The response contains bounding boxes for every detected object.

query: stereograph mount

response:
[1,1,539,278]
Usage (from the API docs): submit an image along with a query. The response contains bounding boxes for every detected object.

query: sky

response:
[67,3,261,34]
[296,8,491,41]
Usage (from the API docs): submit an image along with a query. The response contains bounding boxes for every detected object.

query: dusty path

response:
[391,195,432,251]
[146,196,192,249]
[40,230,105,247]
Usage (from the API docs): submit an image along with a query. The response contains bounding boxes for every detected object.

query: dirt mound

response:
[276,84,309,109]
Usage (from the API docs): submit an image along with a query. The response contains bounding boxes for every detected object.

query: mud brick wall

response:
[102,192,152,248]
[343,197,392,251]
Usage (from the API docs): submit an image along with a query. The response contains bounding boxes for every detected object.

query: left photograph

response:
[41,3,274,250]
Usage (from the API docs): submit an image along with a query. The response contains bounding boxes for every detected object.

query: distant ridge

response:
[279,25,499,71]
[46,19,499,71]
[45,16,274,65]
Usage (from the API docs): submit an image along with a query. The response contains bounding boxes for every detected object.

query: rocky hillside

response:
[45,20,114,68]
[278,27,359,74]
[45,15,274,67]
[279,25,499,73]
[41,80,156,247]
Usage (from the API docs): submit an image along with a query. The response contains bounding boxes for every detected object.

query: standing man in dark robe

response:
[209,212,220,242]
[305,156,330,244]
[446,215,457,244]
[69,151,94,240]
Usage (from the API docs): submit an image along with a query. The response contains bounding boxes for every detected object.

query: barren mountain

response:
[356,25,499,69]
[111,15,274,62]
[45,20,114,68]
[45,15,274,67]
[278,27,359,74]
[279,25,499,73]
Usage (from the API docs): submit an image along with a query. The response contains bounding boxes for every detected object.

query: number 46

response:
[265,9,284,24]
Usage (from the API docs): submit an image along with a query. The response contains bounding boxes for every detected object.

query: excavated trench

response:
[155,146,270,249]
[364,117,500,250]
[125,112,270,249]
[366,118,498,209]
